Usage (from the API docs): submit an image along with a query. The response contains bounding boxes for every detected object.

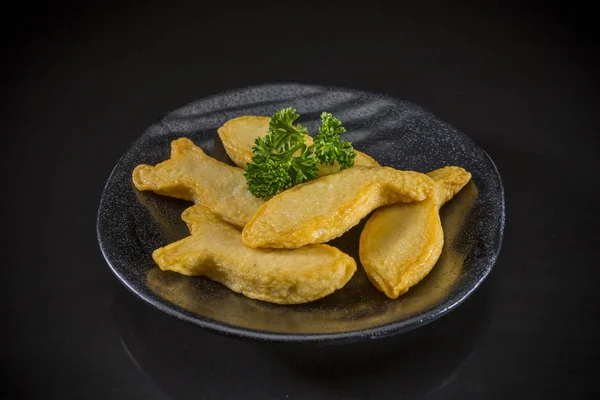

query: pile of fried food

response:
[132,111,472,305]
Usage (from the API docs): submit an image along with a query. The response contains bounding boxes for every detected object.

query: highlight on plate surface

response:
[132,107,472,304]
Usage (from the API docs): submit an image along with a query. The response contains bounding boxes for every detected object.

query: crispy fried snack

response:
[216,115,380,173]
[242,166,435,249]
[359,166,472,299]
[152,205,357,304]
[132,138,263,229]
[216,116,270,168]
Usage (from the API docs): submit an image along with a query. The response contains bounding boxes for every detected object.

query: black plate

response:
[97,83,505,343]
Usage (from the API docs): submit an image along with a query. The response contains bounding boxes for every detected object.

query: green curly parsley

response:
[244,108,318,198]
[244,107,356,198]
[313,112,356,170]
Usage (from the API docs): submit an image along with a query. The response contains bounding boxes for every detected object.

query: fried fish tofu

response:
[242,166,435,249]
[359,166,472,299]
[217,116,270,168]
[132,138,263,229]
[217,115,380,173]
[152,205,357,304]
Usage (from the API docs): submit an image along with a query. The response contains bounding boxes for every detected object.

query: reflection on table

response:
[112,269,492,399]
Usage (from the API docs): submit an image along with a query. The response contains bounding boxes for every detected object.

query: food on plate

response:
[131,106,474,305]
[217,113,379,175]
[132,137,263,229]
[241,166,435,249]
[217,115,270,168]
[221,108,380,198]
[359,166,472,299]
[427,166,473,206]
[145,181,479,326]
[152,204,357,304]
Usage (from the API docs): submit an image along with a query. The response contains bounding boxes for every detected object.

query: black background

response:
[4,1,599,398]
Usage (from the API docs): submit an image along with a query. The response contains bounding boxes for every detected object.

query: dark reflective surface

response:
[112,269,494,399]
[8,1,599,398]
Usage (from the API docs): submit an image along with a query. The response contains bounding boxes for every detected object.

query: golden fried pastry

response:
[359,166,472,299]
[217,116,270,168]
[152,205,357,304]
[216,115,380,173]
[132,138,263,229]
[242,166,435,249]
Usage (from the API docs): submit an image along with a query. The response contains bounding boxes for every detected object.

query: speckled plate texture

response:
[97,83,505,343]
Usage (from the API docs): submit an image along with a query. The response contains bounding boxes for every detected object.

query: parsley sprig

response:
[244,107,356,198]
[313,112,356,170]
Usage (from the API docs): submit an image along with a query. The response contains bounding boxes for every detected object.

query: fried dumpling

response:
[152,205,357,304]
[132,138,263,228]
[242,166,435,249]
[359,166,472,299]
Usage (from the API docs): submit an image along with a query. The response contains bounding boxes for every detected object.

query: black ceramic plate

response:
[97,83,505,343]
